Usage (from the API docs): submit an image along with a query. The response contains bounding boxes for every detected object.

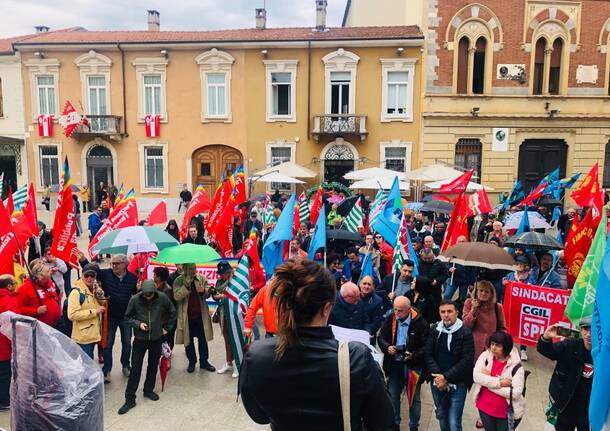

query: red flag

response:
[212,193,237,257]
[145,114,161,137]
[58,100,83,138]
[293,201,300,235]
[564,208,599,287]
[243,228,262,271]
[467,188,492,216]
[0,199,18,276]
[204,179,232,238]
[310,187,324,224]
[88,195,139,259]
[571,163,604,215]
[438,170,474,194]
[23,183,39,234]
[520,182,547,207]
[10,212,34,249]
[6,187,13,216]
[146,201,167,226]
[38,114,53,137]
[232,165,247,205]
[179,185,212,240]
[50,157,78,268]
[441,194,469,251]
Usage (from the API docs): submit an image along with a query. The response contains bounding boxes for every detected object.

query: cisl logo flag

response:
[37,115,53,137]
[145,114,161,137]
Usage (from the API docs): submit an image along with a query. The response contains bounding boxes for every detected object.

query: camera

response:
[393,345,407,362]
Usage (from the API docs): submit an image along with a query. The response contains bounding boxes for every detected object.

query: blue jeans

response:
[103,317,132,375]
[79,343,95,359]
[430,382,467,431]
[387,364,421,428]
[443,283,469,302]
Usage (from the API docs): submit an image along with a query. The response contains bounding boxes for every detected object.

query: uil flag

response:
[344,197,363,233]
[58,100,83,138]
[372,177,403,247]
[145,114,161,137]
[38,114,53,137]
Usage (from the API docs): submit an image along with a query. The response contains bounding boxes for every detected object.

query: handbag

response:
[211,308,220,324]
[338,341,351,431]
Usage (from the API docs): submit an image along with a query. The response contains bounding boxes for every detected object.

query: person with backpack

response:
[67,264,107,358]
[472,331,526,430]
[462,280,506,359]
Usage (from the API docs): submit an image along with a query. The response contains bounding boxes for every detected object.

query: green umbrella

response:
[152,243,221,264]
[92,226,179,255]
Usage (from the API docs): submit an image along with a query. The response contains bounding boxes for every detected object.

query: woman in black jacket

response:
[406,276,439,325]
[239,259,394,431]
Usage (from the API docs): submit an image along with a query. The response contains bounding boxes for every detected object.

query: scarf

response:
[435,318,463,351]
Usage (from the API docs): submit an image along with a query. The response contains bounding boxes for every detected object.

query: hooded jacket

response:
[67,278,106,344]
[124,282,177,341]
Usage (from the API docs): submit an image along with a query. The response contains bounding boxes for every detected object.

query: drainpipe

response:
[117,44,128,137]
[307,40,312,139]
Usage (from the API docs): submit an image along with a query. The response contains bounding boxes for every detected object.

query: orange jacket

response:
[244,284,277,334]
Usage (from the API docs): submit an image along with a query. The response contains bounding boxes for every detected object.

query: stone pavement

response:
[0,209,555,430]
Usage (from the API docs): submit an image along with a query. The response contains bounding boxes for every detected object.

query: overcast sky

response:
[0,0,348,38]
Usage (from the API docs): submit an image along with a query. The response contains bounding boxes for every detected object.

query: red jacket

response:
[249,265,266,293]
[0,289,20,361]
[244,284,277,334]
[16,279,62,328]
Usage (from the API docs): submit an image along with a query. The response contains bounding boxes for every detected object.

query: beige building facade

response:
[11,9,424,210]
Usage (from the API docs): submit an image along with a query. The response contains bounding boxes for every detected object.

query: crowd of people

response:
[0,185,599,431]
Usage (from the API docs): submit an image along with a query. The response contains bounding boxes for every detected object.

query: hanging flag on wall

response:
[37,114,53,137]
[58,101,83,138]
[145,114,161,137]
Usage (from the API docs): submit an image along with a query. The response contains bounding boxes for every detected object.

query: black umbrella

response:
[420,201,454,214]
[326,229,363,243]
[539,198,562,207]
[336,196,359,217]
[504,231,563,251]
[49,184,81,193]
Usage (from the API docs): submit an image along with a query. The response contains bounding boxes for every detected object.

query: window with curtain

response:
[455,138,482,183]
[88,76,107,131]
[384,146,408,172]
[206,73,226,117]
[39,145,59,186]
[270,146,292,190]
[386,71,408,115]
[145,146,164,188]
[143,74,162,116]
[37,75,56,115]
[271,72,291,116]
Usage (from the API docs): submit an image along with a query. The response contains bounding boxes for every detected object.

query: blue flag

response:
[308,206,326,260]
[551,207,561,223]
[372,176,403,247]
[539,167,560,188]
[406,227,419,277]
[589,232,610,431]
[262,193,296,279]
[360,252,373,278]
[517,205,531,234]
[502,180,525,211]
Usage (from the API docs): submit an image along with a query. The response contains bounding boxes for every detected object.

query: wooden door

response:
[192,145,243,198]
[518,139,567,192]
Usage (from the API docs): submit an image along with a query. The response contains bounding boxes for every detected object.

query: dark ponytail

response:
[270,259,336,360]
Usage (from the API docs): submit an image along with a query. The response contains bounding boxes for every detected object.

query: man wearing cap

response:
[118,280,176,415]
[212,261,239,378]
[244,211,263,240]
[537,317,594,431]
[531,252,562,288]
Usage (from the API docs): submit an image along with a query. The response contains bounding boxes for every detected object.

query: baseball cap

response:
[217,261,232,275]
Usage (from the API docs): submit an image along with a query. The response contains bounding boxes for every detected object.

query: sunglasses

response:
[83,273,96,279]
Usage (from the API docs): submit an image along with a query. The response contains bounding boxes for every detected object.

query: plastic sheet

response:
[0,312,104,431]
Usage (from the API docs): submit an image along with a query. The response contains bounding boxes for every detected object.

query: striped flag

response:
[392,214,419,276]
[3,184,27,214]
[223,256,251,370]
[263,195,276,226]
[368,190,387,231]
[0,173,3,194]
[298,192,310,225]
[344,197,363,233]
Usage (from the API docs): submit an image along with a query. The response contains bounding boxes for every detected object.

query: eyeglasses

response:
[83,273,96,279]
[375,235,382,239]
[111,262,124,266]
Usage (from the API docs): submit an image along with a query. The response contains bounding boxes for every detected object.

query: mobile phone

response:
[556,326,580,339]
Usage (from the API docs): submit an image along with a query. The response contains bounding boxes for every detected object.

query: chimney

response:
[34,26,50,33]
[255,8,266,30]
[315,0,328,31]
[147,10,160,32]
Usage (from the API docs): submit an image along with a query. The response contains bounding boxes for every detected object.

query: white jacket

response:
[472,347,526,420]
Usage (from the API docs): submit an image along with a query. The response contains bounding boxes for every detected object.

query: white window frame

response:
[195,48,234,122]
[132,57,168,122]
[33,141,62,190]
[380,58,417,122]
[322,49,359,114]
[74,50,112,117]
[25,58,60,121]
[265,140,296,192]
[138,141,168,193]
[264,60,298,122]
[380,140,413,188]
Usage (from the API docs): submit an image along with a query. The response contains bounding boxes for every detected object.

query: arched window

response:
[472,37,487,94]
[456,37,469,94]
[549,38,563,95]
[533,38,546,95]
[455,138,482,183]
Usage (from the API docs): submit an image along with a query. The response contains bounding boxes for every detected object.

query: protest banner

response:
[503,281,573,347]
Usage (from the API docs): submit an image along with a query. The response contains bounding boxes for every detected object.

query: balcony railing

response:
[73,115,123,141]
[312,114,368,142]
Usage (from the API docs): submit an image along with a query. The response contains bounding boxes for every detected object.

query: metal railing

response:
[74,115,123,139]
[312,114,368,142]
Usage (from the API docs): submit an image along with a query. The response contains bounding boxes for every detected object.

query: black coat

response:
[424,323,474,387]
[361,292,384,336]
[239,326,395,431]
[417,259,448,289]
[378,309,430,375]
[537,335,591,413]
[329,293,368,331]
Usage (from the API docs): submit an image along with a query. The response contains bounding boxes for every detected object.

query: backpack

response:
[511,363,531,396]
